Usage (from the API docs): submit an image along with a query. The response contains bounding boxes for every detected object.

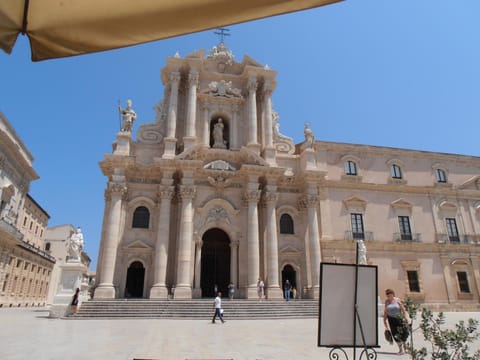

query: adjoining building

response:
[94,43,480,310]
[0,113,55,307]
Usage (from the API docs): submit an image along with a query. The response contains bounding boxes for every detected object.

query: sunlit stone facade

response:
[0,113,54,307]
[94,44,480,309]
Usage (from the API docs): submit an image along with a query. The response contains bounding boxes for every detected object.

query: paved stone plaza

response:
[0,308,479,360]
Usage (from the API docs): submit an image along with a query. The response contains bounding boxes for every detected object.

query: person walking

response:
[284,280,292,301]
[257,278,264,301]
[212,292,225,324]
[383,288,409,354]
[70,288,80,315]
[292,286,297,300]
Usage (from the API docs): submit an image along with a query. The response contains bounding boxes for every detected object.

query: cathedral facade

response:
[94,44,480,309]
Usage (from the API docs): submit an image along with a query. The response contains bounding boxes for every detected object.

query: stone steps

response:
[73,299,319,319]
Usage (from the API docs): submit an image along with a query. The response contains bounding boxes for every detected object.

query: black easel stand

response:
[327,242,377,360]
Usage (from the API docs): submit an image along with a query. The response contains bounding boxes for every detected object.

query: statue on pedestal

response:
[357,240,367,265]
[118,99,137,132]
[302,122,315,150]
[68,227,84,262]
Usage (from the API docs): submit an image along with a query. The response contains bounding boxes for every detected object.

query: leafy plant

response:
[402,298,480,360]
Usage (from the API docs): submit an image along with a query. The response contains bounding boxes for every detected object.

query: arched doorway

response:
[281,264,297,299]
[125,261,145,298]
[201,228,230,298]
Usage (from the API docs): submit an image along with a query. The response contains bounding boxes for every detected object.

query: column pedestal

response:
[266,286,283,299]
[113,132,132,156]
[163,137,177,159]
[246,285,259,299]
[149,285,169,299]
[247,143,261,156]
[183,136,197,150]
[174,285,192,299]
[262,146,277,166]
[301,148,317,170]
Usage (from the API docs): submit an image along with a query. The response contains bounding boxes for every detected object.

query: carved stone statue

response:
[68,227,84,262]
[357,240,367,265]
[301,122,315,151]
[212,118,227,149]
[118,99,137,132]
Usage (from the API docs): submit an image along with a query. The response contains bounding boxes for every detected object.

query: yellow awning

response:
[0,0,342,62]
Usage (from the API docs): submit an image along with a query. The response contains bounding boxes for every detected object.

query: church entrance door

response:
[281,264,297,299]
[201,228,230,298]
[125,261,145,298]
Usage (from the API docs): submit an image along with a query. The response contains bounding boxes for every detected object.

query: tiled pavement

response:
[0,307,478,360]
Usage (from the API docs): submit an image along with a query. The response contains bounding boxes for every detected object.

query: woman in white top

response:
[383,288,409,354]
[212,292,225,324]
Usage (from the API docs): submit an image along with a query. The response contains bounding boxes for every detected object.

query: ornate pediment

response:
[279,245,302,255]
[136,99,167,145]
[124,240,152,250]
[458,176,480,190]
[343,196,367,210]
[390,198,413,209]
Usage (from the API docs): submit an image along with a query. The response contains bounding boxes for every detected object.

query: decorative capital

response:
[188,69,199,87]
[299,194,319,209]
[170,71,181,84]
[108,182,128,199]
[179,185,196,200]
[243,190,261,204]
[157,186,175,201]
[248,76,257,92]
[263,191,278,206]
[264,81,273,96]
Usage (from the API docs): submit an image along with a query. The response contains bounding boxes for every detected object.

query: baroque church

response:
[94,42,480,309]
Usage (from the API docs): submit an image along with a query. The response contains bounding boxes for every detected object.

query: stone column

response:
[244,189,261,299]
[184,69,198,149]
[163,70,181,159]
[440,255,455,304]
[150,185,174,299]
[194,239,203,290]
[264,188,282,299]
[94,182,127,299]
[174,185,196,298]
[230,240,239,288]
[202,104,210,146]
[470,255,480,300]
[247,76,259,153]
[262,81,276,165]
[264,81,273,147]
[303,194,321,299]
[231,104,239,149]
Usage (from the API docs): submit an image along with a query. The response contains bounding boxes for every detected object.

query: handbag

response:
[220,308,224,315]
[384,329,393,344]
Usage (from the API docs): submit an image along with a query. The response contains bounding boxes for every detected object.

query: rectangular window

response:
[24,262,29,271]
[446,218,459,243]
[16,260,22,268]
[345,161,357,176]
[29,221,33,230]
[23,217,27,226]
[407,271,420,292]
[457,271,470,293]
[2,274,9,292]
[436,169,447,183]
[391,164,402,179]
[351,213,364,239]
[398,216,412,241]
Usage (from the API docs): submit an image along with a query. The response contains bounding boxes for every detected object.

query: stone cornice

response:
[325,179,480,197]
[315,141,480,165]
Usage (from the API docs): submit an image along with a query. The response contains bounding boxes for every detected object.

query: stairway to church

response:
[73,299,319,319]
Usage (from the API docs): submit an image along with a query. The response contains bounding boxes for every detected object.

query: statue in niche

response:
[118,99,137,132]
[68,227,84,262]
[212,118,227,149]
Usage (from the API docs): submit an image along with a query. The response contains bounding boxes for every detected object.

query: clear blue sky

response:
[1,0,479,271]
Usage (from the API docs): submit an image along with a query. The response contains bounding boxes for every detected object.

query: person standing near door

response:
[212,292,225,324]
[284,280,292,301]
[257,278,264,301]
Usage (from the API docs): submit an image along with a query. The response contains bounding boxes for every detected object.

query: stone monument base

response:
[49,261,88,318]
